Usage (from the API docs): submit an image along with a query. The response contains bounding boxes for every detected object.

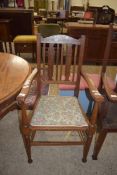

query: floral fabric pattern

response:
[31,96,88,127]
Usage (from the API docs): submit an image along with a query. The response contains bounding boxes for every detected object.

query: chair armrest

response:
[81,70,104,103]
[17,68,38,104]
[103,73,117,102]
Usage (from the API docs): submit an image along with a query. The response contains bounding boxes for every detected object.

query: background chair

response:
[0,41,15,54]
[13,35,37,61]
[17,34,103,163]
[38,23,60,37]
[84,24,116,115]
[92,24,117,160]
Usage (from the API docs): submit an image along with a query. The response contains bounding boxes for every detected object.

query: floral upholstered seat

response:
[31,95,88,127]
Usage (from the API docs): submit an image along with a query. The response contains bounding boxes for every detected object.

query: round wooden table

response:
[0,53,31,119]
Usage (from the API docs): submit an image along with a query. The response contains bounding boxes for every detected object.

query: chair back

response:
[101,24,113,75]
[101,24,117,92]
[1,42,15,54]
[38,23,60,38]
[97,23,116,91]
[36,34,86,94]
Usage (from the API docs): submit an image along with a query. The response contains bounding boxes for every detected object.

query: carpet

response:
[0,108,117,175]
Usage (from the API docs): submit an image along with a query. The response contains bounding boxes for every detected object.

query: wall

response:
[71,0,117,12]
[26,0,117,13]
[48,0,117,12]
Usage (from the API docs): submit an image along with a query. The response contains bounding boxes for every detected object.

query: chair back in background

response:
[38,23,60,38]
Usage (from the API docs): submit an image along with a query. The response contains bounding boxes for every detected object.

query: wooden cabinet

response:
[0,19,12,52]
[66,23,117,64]
[0,9,34,39]
[0,19,12,41]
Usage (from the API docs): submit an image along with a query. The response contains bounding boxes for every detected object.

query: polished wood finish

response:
[66,23,117,64]
[17,34,104,163]
[0,53,31,119]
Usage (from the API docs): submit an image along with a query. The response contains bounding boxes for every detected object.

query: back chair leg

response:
[92,130,107,160]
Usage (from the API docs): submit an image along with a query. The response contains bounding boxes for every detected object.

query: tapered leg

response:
[82,135,93,163]
[22,134,33,163]
[92,130,107,160]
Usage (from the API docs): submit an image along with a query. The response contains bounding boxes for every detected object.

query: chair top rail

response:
[41,34,82,45]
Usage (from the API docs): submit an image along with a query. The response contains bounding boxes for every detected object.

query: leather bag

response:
[96,5,115,25]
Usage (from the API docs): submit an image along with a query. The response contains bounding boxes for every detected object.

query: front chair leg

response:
[22,134,33,163]
[82,134,93,163]
[92,130,107,160]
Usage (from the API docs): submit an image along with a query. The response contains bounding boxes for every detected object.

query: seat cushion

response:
[30,95,88,128]
[13,35,36,43]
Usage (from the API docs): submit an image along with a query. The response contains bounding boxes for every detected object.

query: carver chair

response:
[17,34,104,163]
[92,24,117,160]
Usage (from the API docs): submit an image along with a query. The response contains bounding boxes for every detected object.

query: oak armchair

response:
[17,34,104,163]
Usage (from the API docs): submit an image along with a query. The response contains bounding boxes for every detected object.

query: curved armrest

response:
[17,68,38,104]
[103,73,117,102]
[81,70,104,103]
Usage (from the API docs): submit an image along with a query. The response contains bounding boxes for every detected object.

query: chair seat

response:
[31,95,88,128]
[13,35,36,43]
